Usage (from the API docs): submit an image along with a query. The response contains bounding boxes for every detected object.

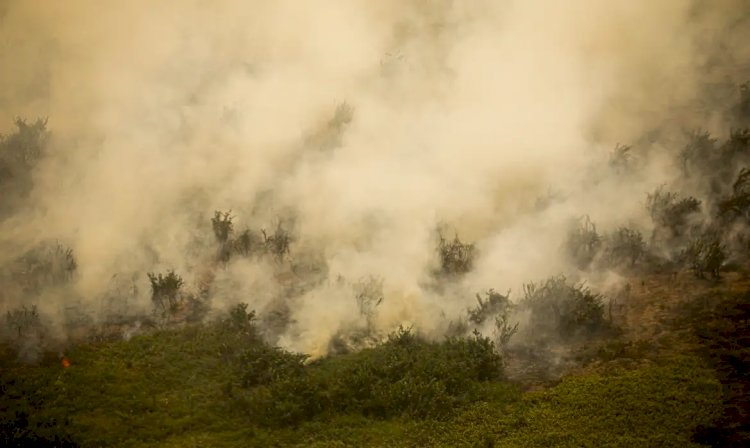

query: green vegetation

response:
[0,306,725,447]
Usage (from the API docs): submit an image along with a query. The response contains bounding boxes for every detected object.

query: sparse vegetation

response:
[147,270,184,315]
[262,223,292,261]
[684,237,726,279]
[609,143,633,174]
[719,167,750,222]
[565,215,602,269]
[5,305,41,338]
[0,118,49,215]
[647,187,702,240]
[437,232,475,277]
[603,227,646,268]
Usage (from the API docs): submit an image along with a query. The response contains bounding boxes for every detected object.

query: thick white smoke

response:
[0,0,748,356]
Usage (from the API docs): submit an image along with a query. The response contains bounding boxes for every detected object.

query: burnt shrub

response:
[609,143,633,175]
[437,232,475,277]
[565,215,602,270]
[147,270,184,315]
[5,305,42,339]
[520,276,609,342]
[0,118,49,213]
[602,227,646,269]
[262,223,292,261]
[680,130,717,176]
[718,167,750,222]
[647,187,702,240]
[468,289,511,326]
[466,289,518,353]
[6,242,77,295]
[209,210,287,263]
[684,237,726,280]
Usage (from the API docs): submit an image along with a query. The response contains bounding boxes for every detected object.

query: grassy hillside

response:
[4,277,747,447]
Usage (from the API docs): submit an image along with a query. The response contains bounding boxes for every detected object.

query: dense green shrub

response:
[235,328,505,426]
[239,345,308,388]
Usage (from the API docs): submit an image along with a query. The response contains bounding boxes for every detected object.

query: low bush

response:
[603,227,646,268]
[235,327,505,426]
[520,276,609,342]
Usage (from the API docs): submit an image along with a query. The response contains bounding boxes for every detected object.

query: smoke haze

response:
[1,0,749,356]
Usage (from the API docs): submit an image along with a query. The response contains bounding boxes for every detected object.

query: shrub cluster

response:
[520,276,609,342]
[437,232,475,277]
[211,210,291,263]
[234,327,504,426]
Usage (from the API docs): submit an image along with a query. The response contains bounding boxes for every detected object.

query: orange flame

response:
[61,357,71,368]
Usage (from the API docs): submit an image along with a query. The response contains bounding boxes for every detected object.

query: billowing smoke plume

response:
[1,0,748,356]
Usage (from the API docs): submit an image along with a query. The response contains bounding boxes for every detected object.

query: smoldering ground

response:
[0,0,749,357]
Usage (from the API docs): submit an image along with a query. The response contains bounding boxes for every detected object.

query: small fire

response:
[61,357,71,368]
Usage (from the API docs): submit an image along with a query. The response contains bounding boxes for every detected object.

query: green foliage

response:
[521,276,609,342]
[437,232,475,276]
[565,215,602,269]
[235,327,505,426]
[147,270,184,314]
[0,311,724,447]
[239,345,308,388]
[683,291,750,447]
